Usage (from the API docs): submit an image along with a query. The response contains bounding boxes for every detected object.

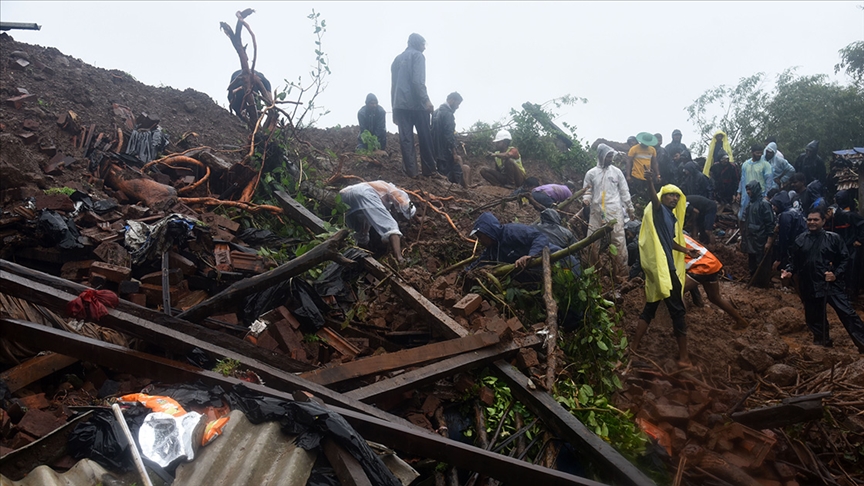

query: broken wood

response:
[731,392,829,429]
[542,248,559,391]
[489,220,616,277]
[177,229,350,322]
[0,352,77,393]
[493,360,654,486]
[300,332,499,386]
[0,318,603,486]
[345,335,542,402]
[322,438,373,486]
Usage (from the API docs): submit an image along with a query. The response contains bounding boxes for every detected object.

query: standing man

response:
[764,142,794,189]
[782,208,864,352]
[794,140,826,185]
[626,132,659,200]
[665,129,691,161]
[631,170,699,367]
[709,151,739,210]
[740,181,776,278]
[770,191,807,274]
[703,131,734,176]
[431,92,468,187]
[655,132,675,186]
[583,144,635,280]
[736,144,775,220]
[391,33,436,178]
[479,130,526,188]
[356,93,387,151]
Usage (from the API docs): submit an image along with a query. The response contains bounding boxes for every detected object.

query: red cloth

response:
[66,289,119,320]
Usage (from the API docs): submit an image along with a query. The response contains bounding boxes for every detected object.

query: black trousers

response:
[802,293,864,351]
[639,273,687,336]
[394,109,435,177]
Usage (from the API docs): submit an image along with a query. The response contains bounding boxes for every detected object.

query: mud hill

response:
[2,32,864,485]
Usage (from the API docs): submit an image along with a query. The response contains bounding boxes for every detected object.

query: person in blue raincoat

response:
[735,144,775,221]
[764,141,794,189]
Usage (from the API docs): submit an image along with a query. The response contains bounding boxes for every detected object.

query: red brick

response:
[90,261,131,283]
[454,374,476,394]
[653,403,689,426]
[478,386,495,406]
[34,194,75,212]
[61,260,95,281]
[421,395,441,417]
[127,293,147,307]
[18,393,49,410]
[453,293,482,317]
[16,409,66,438]
[516,348,539,370]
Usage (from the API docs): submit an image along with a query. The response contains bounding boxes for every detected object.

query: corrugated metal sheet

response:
[1,459,111,486]
[173,410,316,486]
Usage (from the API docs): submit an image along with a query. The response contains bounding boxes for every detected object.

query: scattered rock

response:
[738,346,774,372]
[763,363,798,386]
[766,307,805,334]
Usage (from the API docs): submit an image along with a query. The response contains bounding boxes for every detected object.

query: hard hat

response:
[493,130,512,143]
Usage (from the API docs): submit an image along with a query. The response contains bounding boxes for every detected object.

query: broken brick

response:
[17,393,49,411]
[421,395,441,417]
[61,260,95,281]
[17,132,37,145]
[6,93,35,109]
[516,348,539,370]
[16,409,65,438]
[90,261,131,283]
[653,403,689,426]
[478,386,495,407]
[128,293,147,306]
[686,420,709,440]
[453,293,482,317]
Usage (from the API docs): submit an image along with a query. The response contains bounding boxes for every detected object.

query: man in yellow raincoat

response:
[702,131,734,176]
[631,169,700,367]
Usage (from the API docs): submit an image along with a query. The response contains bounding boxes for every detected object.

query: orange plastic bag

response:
[201,416,230,446]
[119,393,187,417]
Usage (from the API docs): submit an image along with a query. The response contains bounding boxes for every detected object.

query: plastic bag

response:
[67,409,131,471]
[67,289,119,320]
[37,210,83,249]
[120,393,187,417]
[137,411,205,468]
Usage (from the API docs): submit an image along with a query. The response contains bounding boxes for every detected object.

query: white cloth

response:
[583,144,634,274]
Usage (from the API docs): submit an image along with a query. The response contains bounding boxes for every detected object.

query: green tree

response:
[685,73,770,161]
[835,40,864,87]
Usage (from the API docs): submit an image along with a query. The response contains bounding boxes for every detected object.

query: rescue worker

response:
[683,234,750,329]
[340,181,416,264]
[391,33,436,178]
[702,131,734,176]
[583,143,635,279]
[356,93,387,151]
[431,92,468,187]
[782,208,864,352]
[468,212,578,274]
[736,144,774,221]
[794,140,826,185]
[534,208,577,249]
[740,180,776,278]
[480,130,525,188]
[770,190,807,274]
[764,141,794,189]
[631,170,699,367]
[829,190,864,301]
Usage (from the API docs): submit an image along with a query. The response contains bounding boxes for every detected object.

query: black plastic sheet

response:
[314,247,367,301]
[37,210,83,250]
[67,409,131,471]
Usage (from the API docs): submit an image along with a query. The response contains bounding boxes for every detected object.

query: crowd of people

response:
[322,33,864,368]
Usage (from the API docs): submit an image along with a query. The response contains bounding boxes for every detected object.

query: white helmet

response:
[493,129,512,143]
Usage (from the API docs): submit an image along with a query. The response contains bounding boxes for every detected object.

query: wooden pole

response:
[542,248,559,392]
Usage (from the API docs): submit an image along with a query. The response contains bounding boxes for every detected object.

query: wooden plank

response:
[177,229,350,322]
[322,438,373,486]
[492,360,655,486]
[0,259,314,373]
[0,318,600,486]
[345,335,540,402]
[316,327,360,360]
[0,353,78,393]
[303,332,500,386]
[274,190,329,234]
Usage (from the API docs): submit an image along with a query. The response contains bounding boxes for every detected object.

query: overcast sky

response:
[3,1,863,155]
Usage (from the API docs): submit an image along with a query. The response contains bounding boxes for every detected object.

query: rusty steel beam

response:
[0,318,603,486]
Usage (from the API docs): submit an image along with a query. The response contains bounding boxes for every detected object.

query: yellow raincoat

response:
[702,131,734,176]
[639,185,686,302]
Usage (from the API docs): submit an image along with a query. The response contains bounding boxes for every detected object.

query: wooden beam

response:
[274,190,329,234]
[0,260,314,373]
[301,332,499,386]
[345,335,541,402]
[0,318,603,486]
[492,360,655,486]
[0,353,78,393]
[177,229,350,322]
[322,438,373,486]
[0,318,416,430]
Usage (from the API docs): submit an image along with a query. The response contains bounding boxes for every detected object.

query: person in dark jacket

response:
[684,194,717,244]
[709,150,739,207]
[800,179,826,215]
[679,160,712,199]
[534,208,577,249]
[794,140,826,185]
[654,133,675,186]
[391,33,436,178]
[356,93,387,151]
[740,181,775,277]
[664,129,691,162]
[829,190,864,301]
[771,191,807,273]
[467,212,577,274]
[227,69,272,120]
[782,208,864,351]
[431,92,467,187]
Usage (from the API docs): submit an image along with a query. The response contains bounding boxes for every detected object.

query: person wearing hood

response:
[764,142,794,189]
[740,180,775,278]
[391,33,437,178]
[340,181,416,264]
[794,140,826,185]
[665,129,691,162]
[703,131,734,176]
[654,133,674,185]
[583,144,635,279]
[467,212,577,273]
[782,208,864,352]
[534,208,578,250]
[828,190,864,302]
[771,190,807,275]
[736,144,775,220]
[709,150,739,207]
[357,93,388,151]
[679,158,712,199]
[431,92,468,187]
[631,169,699,367]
